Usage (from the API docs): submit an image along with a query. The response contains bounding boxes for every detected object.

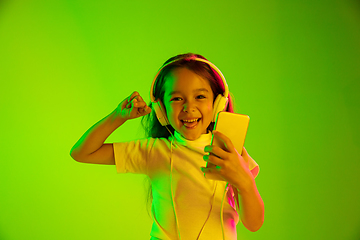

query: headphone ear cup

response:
[212,95,229,122]
[153,100,169,126]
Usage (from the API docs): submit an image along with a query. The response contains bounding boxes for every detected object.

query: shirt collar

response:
[172,131,212,155]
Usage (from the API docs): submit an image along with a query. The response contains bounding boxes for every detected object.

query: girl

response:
[70,53,264,240]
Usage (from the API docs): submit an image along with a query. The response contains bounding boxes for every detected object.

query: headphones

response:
[150,57,229,126]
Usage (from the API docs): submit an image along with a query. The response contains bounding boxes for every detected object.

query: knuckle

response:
[217,161,224,168]
[224,137,232,145]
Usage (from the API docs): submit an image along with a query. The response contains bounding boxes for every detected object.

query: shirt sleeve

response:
[249,155,259,178]
[113,138,155,175]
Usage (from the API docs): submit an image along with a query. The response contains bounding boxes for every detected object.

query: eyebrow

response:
[167,88,209,96]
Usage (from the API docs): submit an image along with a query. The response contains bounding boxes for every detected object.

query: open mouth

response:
[181,118,201,128]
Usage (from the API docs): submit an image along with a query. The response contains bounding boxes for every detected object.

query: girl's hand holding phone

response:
[117,91,152,120]
[202,131,254,193]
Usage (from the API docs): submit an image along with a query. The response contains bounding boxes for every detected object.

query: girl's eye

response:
[196,95,206,99]
[171,97,182,101]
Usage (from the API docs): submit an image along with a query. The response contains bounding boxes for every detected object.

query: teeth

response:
[182,119,198,123]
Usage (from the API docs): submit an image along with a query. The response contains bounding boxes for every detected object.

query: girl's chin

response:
[179,128,206,141]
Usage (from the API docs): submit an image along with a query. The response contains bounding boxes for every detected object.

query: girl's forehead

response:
[164,68,212,92]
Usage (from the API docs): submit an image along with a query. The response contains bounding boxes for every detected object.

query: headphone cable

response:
[196,181,218,239]
[220,182,229,240]
[165,127,228,240]
[165,126,181,240]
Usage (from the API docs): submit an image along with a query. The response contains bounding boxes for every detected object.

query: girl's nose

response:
[183,102,195,112]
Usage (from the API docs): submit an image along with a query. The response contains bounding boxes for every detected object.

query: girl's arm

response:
[233,175,264,232]
[70,91,151,164]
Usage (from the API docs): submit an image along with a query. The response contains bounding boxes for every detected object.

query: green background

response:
[1,0,359,239]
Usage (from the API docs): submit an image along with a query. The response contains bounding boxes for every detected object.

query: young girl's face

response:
[163,67,214,140]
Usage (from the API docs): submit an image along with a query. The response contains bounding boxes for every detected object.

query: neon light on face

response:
[163,68,214,140]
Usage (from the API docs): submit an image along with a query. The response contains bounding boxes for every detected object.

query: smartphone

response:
[205,112,250,181]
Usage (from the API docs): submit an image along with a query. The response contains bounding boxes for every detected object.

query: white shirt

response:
[113,131,259,240]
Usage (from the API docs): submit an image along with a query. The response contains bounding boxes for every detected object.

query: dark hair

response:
[141,53,235,215]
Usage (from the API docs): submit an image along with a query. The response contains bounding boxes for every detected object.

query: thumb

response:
[139,104,152,116]
[241,147,250,165]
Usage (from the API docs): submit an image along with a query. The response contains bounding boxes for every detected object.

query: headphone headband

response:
[150,57,229,102]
